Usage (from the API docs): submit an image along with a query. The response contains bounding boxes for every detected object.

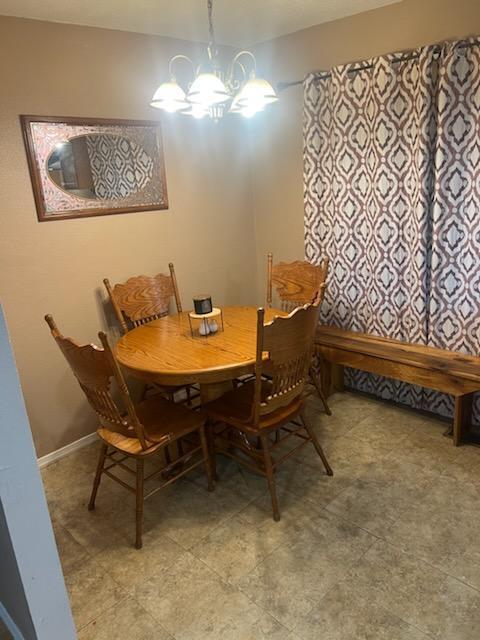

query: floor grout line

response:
[75,593,131,633]
[378,537,480,595]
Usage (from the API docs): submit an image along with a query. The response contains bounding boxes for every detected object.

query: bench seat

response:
[315,325,480,446]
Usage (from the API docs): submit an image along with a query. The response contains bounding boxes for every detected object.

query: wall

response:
[249,0,480,301]
[0,17,255,457]
[2,2,480,458]
[0,501,35,640]
[0,304,76,639]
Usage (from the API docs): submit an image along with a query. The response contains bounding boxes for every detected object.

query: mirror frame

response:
[20,115,169,222]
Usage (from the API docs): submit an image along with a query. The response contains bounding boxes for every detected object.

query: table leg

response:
[201,381,233,482]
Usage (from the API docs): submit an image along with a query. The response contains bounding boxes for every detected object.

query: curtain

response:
[304,38,480,423]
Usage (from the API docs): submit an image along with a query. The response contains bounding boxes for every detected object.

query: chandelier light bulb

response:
[240,105,264,118]
[183,104,210,119]
[229,90,264,117]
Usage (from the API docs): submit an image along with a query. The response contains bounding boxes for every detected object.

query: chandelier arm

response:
[228,50,257,83]
[168,54,196,81]
[227,60,247,92]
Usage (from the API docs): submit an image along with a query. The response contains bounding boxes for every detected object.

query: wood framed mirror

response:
[20,115,168,221]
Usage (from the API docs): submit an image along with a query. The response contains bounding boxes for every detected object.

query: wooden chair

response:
[267,252,329,312]
[103,263,198,405]
[45,315,213,549]
[267,252,331,415]
[205,304,333,521]
[103,263,182,333]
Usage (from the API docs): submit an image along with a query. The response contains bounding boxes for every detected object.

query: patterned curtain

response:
[304,38,480,423]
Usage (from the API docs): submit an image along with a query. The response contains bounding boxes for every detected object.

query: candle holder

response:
[193,295,212,315]
[188,307,224,338]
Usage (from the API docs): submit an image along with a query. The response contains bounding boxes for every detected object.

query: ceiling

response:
[0,0,402,47]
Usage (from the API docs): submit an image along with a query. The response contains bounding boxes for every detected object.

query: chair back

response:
[104,263,182,334]
[252,304,320,423]
[45,315,149,449]
[267,252,329,312]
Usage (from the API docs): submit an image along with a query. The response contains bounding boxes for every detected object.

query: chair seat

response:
[205,380,302,433]
[97,428,162,456]
[98,394,206,455]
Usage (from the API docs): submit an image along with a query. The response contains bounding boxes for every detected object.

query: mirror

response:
[46,134,154,201]
[21,116,168,221]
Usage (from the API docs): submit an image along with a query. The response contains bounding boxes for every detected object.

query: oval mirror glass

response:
[46,134,154,200]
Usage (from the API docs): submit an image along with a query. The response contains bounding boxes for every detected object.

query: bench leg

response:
[318,357,345,398]
[332,363,345,393]
[453,394,474,446]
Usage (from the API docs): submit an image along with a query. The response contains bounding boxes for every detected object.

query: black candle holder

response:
[193,295,213,315]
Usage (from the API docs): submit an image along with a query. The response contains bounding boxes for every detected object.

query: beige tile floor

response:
[41,392,480,640]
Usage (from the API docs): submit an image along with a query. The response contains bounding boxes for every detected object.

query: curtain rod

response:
[277,40,479,92]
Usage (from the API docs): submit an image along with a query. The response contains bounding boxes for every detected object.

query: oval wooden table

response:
[115,306,284,403]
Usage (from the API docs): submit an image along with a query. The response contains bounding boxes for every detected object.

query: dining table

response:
[115,305,284,403]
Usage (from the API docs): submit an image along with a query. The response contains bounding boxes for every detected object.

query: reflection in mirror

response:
[46,134,154,201]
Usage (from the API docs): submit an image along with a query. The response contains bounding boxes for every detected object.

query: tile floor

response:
[0,620,11,640]
[41,392,480,639]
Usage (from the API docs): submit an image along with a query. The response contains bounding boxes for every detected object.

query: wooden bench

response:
[315,325,480,446]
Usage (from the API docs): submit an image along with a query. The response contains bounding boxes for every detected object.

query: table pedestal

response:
[200,381,233,404]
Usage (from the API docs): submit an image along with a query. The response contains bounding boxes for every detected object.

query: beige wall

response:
[249,0,480,301]
[0,17,255,457]
[2,1,480,457]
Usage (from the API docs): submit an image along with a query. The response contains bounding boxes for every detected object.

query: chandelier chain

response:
[207,0,216,48]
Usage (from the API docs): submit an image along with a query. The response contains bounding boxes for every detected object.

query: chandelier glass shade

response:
[187,73,230,106]
[149,0,278,119]
[150,81,187,112]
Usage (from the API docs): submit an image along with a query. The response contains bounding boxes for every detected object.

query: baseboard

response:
[0,602,24,640]
[37,431,97,469]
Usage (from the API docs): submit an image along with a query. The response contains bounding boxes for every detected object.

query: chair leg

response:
[135,459,145,549]
[300,410,333,476]
[205,419,218,481]
[309,366,332,415]
[186,385,192,406]
[199,425,215,492]
[260,433,280,522]
[88,443,108,511]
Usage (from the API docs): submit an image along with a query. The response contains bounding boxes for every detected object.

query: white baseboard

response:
[0,602,24,640]
[38,432,97,469]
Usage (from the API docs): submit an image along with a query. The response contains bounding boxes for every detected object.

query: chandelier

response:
[149,0,278,119]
